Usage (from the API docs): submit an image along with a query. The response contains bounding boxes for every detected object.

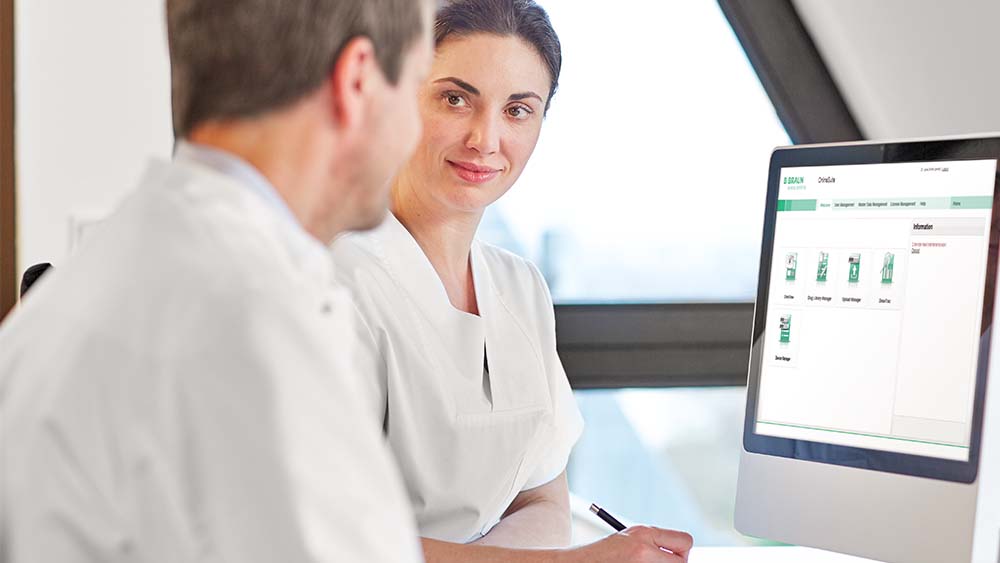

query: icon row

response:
[784,251,894,285]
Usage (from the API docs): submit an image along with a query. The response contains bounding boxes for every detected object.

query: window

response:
[473,2,836,546]
[1,0,14,318]
[478,0,789,303]
[471,0,862,547]
[567,388,771,546]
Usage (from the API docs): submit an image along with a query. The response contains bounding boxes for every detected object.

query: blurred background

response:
[4,0,1000,548]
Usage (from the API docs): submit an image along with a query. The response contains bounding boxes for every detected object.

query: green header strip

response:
[951,196,994,210]
[778,195,993,212]
[833,197,950,210]
[776,199,817,212]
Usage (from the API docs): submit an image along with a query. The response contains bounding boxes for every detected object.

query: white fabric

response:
[174,141,300,227]
[331,213,584,543]
[0,152,422,563]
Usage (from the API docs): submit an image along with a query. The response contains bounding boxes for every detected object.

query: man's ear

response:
[327,37,378,132]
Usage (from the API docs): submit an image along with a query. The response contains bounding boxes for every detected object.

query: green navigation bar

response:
[777,196,993,212]
[776,199,817,212]
[833,197,950,210]
[950,196,993,209]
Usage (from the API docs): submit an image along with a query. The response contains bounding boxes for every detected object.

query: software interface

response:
[757,159,997,461]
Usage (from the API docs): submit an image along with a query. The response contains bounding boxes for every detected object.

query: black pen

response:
[589,503,626,532]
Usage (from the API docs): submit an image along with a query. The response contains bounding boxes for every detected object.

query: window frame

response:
[1,0,15,320]
[718,0,863,144]
[557,303,755,389]
[556,0,864,389]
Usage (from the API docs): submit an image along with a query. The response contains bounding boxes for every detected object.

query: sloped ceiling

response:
[793,0,1000,140]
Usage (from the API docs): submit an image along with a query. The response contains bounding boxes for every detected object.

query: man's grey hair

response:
[167,0,430,138]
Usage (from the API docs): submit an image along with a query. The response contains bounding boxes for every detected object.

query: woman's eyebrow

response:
[433,77,480,96]
[433,78,543,105]
[508,92,543,103]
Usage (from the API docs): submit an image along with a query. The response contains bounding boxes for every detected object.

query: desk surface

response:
[690,546,881,562]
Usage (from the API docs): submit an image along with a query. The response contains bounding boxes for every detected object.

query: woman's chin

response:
[438,189,496,215]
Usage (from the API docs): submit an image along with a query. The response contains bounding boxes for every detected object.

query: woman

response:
[332,1,693,561]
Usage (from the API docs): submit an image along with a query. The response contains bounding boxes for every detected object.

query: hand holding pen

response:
[566,503,693,562]
[589,503,627,531]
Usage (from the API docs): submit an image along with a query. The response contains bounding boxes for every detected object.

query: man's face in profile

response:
[349,24,435,231]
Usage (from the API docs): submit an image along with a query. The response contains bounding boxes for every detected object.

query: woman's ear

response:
[326,36,379,132]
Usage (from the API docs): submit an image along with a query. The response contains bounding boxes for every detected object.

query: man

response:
[0,1,433,561]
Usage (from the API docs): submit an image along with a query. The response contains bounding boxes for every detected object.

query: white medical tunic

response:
[0,143,422,563]
[331,213,584,543]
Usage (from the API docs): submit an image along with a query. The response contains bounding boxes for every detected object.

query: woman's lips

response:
[447,160,501,184]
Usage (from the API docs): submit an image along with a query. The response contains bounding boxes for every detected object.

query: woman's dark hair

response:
[435,0,561,112]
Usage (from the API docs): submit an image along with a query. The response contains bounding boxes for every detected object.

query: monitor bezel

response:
[743,136,1000,484]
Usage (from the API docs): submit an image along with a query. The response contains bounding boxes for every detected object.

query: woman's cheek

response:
[513,130,543,169]
[422,114,461,150]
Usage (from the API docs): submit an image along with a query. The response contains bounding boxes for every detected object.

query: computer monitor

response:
[736,136,1000,563]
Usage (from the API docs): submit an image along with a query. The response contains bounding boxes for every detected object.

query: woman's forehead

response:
[432,34,550,97]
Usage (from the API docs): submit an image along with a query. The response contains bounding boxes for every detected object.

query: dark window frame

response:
[718,0,863,144]
[557,303,755,389]
[557,0,863,390]
[1,0,15,320]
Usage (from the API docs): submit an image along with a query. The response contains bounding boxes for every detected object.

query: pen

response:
[589,503,626,532]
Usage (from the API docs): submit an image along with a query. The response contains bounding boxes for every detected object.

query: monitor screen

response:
[744,138,1000,483]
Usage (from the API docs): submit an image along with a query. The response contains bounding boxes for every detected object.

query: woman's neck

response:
[391,180,483,315]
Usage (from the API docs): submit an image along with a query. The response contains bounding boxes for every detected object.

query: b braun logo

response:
[783,177,805,185]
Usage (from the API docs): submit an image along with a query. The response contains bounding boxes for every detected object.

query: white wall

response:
[15,0,172,273]
[793,0,1000,140]
[15,0,1000,274]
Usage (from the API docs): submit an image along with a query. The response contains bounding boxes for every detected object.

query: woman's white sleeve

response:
[521,263,585,490]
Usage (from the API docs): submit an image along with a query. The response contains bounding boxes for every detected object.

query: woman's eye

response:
[444,93,467,107]
[507,105,533,120]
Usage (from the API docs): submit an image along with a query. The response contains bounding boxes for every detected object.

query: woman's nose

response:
[466,112,501,155]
